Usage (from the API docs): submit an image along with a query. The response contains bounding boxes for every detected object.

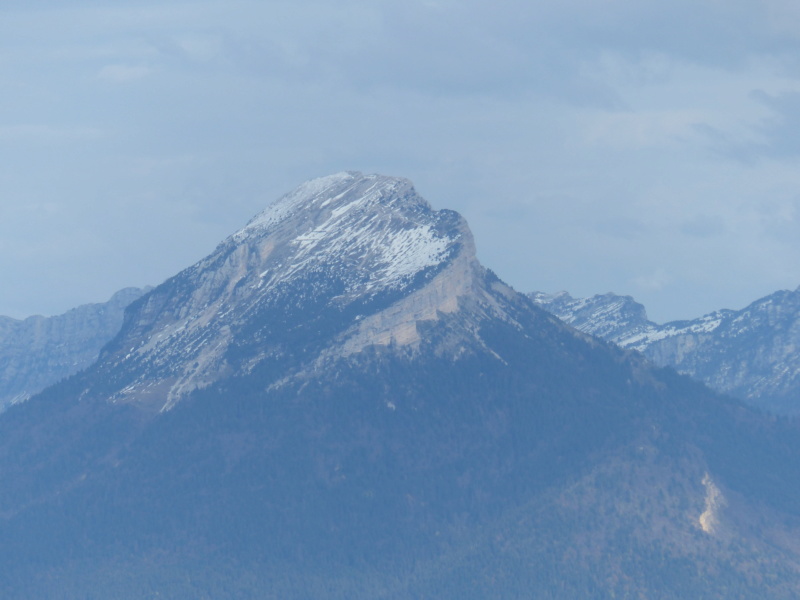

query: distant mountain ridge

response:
[0,287,147,410]
[531,287,800,413]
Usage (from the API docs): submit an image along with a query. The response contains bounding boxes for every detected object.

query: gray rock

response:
[531,287,800,414]
[85,172,526,412]
[0,287,148,410]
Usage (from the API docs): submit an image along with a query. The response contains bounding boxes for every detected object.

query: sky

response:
[3,0,800,322]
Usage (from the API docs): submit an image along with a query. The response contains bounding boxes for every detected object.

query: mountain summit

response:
[86,172,518,411]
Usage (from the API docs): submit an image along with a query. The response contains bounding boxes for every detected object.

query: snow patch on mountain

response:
[532,288,800,414]
[622,313,726,351]
[236,171,358,240]
[91,172,499,411]
[699,473,726,535]
[229,172,457,301]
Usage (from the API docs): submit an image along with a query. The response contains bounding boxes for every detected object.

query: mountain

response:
[0,287,147,410]
[3,172,800,598]
[532,289,800,414]
[84,171,507,411]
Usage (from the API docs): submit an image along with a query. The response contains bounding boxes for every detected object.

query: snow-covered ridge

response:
[95,172,483,411]
[530,291,729,350]
[621,312,727,351]
[227,171,456,297]
[235,171,359,240]
[532,288,800,413]
[530,291,652,347]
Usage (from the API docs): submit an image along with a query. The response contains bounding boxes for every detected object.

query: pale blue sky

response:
[3,0,800,322]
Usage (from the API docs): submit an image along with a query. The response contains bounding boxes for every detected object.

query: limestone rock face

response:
[529,291,650,344]
[0,287,147,410]
[87,172,517,411]
[532,288,800,413]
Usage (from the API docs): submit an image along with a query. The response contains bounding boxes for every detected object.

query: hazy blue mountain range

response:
[531,289,800,414]
[3,173,800,598]
[0,287,147,411]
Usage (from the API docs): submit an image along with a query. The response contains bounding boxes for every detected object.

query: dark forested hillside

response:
[2,298,800,599]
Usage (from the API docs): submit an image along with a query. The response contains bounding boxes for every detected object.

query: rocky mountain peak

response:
[235,172,419,241]
[87,173,510,411]
[224,171,467,301]
[531,290,651,345]
[533,286,800,414]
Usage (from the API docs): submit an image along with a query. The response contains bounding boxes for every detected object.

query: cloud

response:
[592,217,650,240]
[0,125,104,142]
[689,89,800,161]
[582,109,707,149]
[679,215,726,238]
[173,34,223,62]
[749,90,800,157]
[97,64,153,83]
[633,268,674,293]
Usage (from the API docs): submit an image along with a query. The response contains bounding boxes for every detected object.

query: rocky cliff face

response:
[529,291,651,344]
[0,287,146,410]
[86,172,524,411]
[532,288,800,413]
